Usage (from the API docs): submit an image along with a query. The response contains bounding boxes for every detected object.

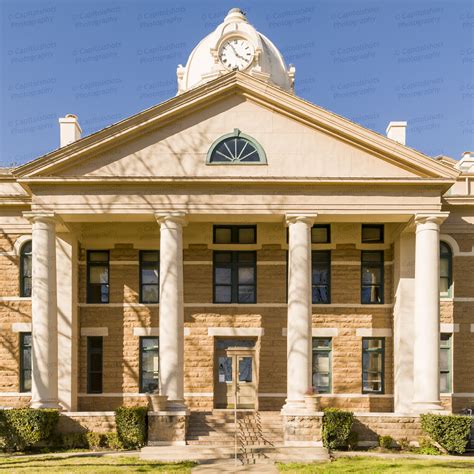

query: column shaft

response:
[413,215,444,412]
[31,216,59,409]
[284,215,314,411]
[158,214,186,408]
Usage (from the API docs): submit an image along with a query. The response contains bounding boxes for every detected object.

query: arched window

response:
[440,242,452,297]
[207,129,267,164]
[20,241,32,297]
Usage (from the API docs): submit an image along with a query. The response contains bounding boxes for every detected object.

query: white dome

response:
[177,8,295,94]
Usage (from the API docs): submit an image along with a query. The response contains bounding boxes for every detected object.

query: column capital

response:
[155,212,187,227]
[22,212,57,225]
[414,212,449,227]
[285,213,317,227]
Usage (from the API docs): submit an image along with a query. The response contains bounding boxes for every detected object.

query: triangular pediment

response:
[14,72,458,183]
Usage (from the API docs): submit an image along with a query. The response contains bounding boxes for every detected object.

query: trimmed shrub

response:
[115,406,148,449]
[420,413,472,454]
[85,432,104,450]
[61,432,87,449]
[105,432,124,450]
[322,408,354,450]
[378,435,394,449]
[0,408,59,451]
[417,436,441,455]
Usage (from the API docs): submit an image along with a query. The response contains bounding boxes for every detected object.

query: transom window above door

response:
[207,129,267,164]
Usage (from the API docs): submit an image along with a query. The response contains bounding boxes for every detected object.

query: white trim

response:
[356,328,392,337]
[13,235,32,256]
[0,297,31,302]
[282,328,339,337]
[133,327,159,336]
[0,392,31,397]
[184,303,287,308]
[471,324,474,333]
[78,303,159,308]
[11,323,31,332]
[259,393,286,397]
[64,411,115,416]
[452,393,474,397]
[80,327,108,337]
[78,392,145,397]
[440,323,460,333]
[184,392,213,397]
[313,303,394,308]
[207,327,264,336]
[454,297,474,302]
[257,261,286,266]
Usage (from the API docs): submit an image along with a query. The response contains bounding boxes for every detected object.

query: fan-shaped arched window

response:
[440,242,452,297]
[207,129,267,164]
[20,241,32,297]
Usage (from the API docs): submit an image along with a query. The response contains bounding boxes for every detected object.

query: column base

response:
[30,399,60,409]
[282,398,307,414]
[411,400,444,413]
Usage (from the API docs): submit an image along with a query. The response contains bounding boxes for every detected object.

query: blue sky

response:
[1,0,473,167]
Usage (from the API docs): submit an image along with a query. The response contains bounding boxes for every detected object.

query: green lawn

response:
[0,455,195,473]
[278,456,474,473]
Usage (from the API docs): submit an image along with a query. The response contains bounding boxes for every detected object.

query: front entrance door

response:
[214,339,257,409]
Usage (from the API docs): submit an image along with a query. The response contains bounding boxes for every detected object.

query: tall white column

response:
[284,214,315,411]
[412,214,446,412]
[30,215,59,409]
[157,213,186,409]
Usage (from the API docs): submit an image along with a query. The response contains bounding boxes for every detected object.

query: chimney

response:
[456,151,474,172]
[59,114,82,147]
[386,121,407,145]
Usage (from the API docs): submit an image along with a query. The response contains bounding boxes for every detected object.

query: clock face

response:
[219,38,254,71]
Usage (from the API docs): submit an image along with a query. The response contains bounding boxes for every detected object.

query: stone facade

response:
[148,412,188,445]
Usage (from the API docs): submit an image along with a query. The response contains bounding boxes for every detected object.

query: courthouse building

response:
[0,8,473,444]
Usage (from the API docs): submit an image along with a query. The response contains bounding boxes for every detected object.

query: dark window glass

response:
[140,251,159,304]
[140,337,159,393]
[20,332,32,392]
[87,337,103,393]
[20,241,32,297]
[312,225,331,244]
[87,251,109,304]
[440,242,452,297]
[361,251,384,304]
[213,226,256,244]
[312,338,332,393]
[440,334,452,393]
[312,251,331,304]
[361,224,384,243]
[213,251,256,303]
[362,338,384,394]
[209,137,261,163]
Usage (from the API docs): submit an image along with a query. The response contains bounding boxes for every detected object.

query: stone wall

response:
[283,413,422,446]
[148,412,188,445]
[57,412,116,433]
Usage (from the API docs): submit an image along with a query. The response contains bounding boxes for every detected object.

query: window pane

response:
[362,267,382,284]
[90,266,108,284]
[239,357,252,382]
[238,267,254,284]
[141,338,159,393]
[362,226,383,242]
[89,352,102,372]
[312,226,329,243]
[89,373,102,393]
[362,251,383,263]
[313,338,331,350]
[89,337,102,350]
[215,252,232,264]
[313,267,328,284]
[440,278,449,294]
[218,356,232,382]
[238,285,255,303]
[215,228,232,243]
[314,373,330,388]
[363,338,383,350]
[315,353,330,372]
[440,335,451,348]
[238,252,255,264]
[238,228,255,244]
[440,349,449,371]
[89,252,109,262]
[440,258,450,277]
[215,286,232,303]
[23,371,32,391]
[313,287,329,304]
[23,256,32,277]
[215,267,232,285]
[142,267,158,284]
[141,251,159,262]
[142,285,158,303]
[361,286,382,304]
[440,373,449,393]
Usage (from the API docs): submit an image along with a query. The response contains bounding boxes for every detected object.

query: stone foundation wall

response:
[57,412,116,433]
[283,413,422,446]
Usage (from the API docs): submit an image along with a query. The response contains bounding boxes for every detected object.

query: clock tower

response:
[176,8,295,94]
